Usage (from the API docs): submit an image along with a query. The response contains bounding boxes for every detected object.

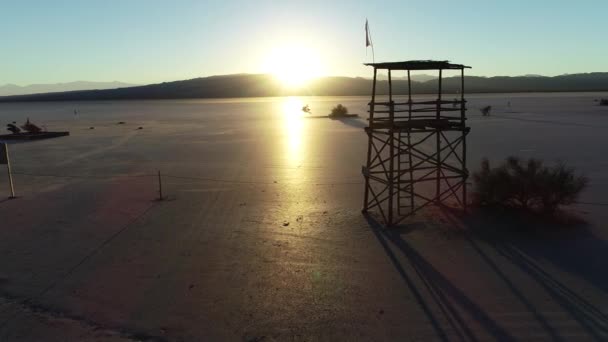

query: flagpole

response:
[371,41,375,64]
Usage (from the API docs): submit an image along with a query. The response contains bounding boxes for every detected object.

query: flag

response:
[0,143,7,165]
[365,19,375,63]
[365,19,371,47]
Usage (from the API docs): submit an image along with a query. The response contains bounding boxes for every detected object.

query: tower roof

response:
[364,60,470,71]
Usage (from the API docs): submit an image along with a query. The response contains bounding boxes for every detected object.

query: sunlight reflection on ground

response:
[281,96,306,168]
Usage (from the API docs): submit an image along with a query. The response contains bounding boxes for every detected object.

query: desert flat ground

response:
[0,93,608,341]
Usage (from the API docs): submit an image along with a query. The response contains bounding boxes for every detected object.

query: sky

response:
[1,0,607,85]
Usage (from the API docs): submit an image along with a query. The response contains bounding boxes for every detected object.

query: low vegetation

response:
[473,157,588,213]
[329,104,349,117]
[480,105,492,116]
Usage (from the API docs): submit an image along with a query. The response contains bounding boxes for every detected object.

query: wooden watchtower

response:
[362,60,471,226]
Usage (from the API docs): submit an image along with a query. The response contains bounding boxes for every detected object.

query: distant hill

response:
[0,81,138,96]
[1,73,607,102]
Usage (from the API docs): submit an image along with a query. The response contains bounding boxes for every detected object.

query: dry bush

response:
[330,104,348,117]
[473,157,588,213]
[480,106,492,116]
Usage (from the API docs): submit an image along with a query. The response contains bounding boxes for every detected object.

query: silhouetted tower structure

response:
[362,61,471,226]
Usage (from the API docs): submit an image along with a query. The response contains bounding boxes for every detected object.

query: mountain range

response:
[0,81,137,96]
[0,73,607,102]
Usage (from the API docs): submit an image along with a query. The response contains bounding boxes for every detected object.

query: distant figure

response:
[21,118,42,133]
[481,106,492,116]
[7,123,21,134]
[302,104,311,114]
[74,109,78,115]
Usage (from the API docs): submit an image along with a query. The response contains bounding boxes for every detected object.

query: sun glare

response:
[282,97,305,164]
[264,46,323,87]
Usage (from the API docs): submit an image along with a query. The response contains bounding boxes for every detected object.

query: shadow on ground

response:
[365,207,608,341]
[335,117,367,129]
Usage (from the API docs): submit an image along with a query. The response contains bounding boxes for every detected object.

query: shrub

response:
[472,159,512,206]
[473,157,588,213]
[330,104,348,117]
[504,157,544,209]
[537,162,589,212]
[480,106,492,116]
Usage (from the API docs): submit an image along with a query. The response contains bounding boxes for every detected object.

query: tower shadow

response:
[365,214,516,341]
[335,117,367,129]
[440,207,608,340]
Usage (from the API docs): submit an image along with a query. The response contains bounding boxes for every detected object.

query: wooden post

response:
[1,143,15,198]
[407,70,412,120]
[406,69,415,212]
[370,67,378,124]
[388,127,394,226]
[388,69,394,225]
[437,69,443,119]
[461,68,467,211]
[7,164,15,199]
[436,69,442,203]
[363,68,378,212]
[4,144,15,199]
[388,69,394,122]
[157,170,163,201]
[460,68,466,123]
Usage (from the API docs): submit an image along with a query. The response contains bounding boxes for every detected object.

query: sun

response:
[264,46,323,87]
